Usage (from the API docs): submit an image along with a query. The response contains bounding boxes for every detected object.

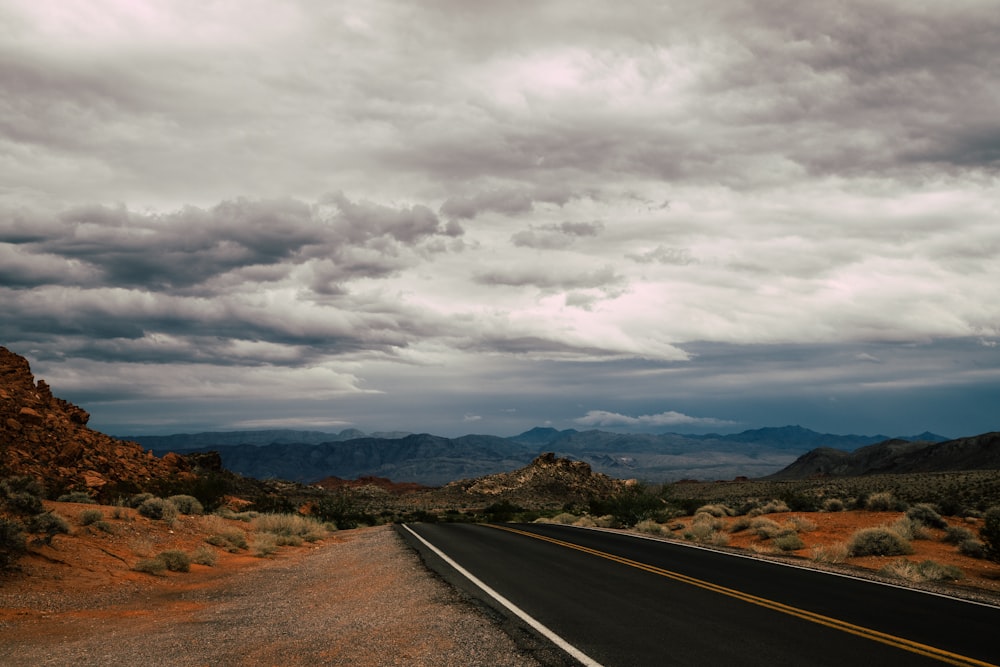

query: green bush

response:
[158,550,191,572]
[138,497,178,522]
[942,525,975,545]
[772,532,805,551]
[980,506,1000,562]
[134,557,167,575]
[128,493,156,508]
[78,509,104,526]
[0,518,27,569]
[906,503,947,529]
[56,491,96,504]
[821,498,845,512]
[167,495,204,515]
[865,492,900,512]
[848,527,914,557]
[958,539,986,559]
[28,512,71,542]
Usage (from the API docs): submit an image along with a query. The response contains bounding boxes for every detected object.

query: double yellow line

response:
[489,524,996,667]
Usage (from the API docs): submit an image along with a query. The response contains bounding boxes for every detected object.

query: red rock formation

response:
[0,346,191,496]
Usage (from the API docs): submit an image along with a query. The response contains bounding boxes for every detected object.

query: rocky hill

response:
[766,432,1000,479]
[438,452,625,508]
[0,347,191,497]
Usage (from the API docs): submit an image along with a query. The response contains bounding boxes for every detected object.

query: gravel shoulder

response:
[0,524,544,667]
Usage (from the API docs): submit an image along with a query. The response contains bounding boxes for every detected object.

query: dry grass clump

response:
[205,528,249,552]
[571,515,597,527]
[749,517,783,539]
[548,512,579,525]
[879,559,963,583]
[78,509,104,526]
[890,517,931,541]
[634,519,668,536]
[683,514,729,546]
[137,497,178,522]
[167,495,204,516]
[192,545,217,566]
[786,516,817,532]
[811,543,849,564]
[133,550,192,574]
[695,504,734,517]
[251,533,279,557]
[252,513,328,545]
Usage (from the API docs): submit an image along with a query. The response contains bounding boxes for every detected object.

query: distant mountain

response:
[127,428,410,449]
[131,423,950,485]
[766,432,1000,479]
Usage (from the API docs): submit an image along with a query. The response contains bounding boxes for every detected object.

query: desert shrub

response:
[28,512,71,543]
[750,517,783,539]
[591,515,615,528]
[192,545,217,566]
[56,491,96,504]
[3,490,44,516]
[865,492,902,512]
[980,506,1000,562]
[848,527,914,557]
[942,525,975,545]
[158,550,191,572]
[811,543,849,564]
[787,516,817,532]
[890,517,930,541]
[758,499,790,515]
[695,504,734,518]
[549,512,578,525]
[138,497,178,522]
[821,498,845,512]
[691,512,724,531]
[94,521,114,534]
[251,533,279,557]
[958,539,986,559]
[134,557,167,574]
[772,532,805,552]
[634,519,667,536]
[779,490,822,513]
[729,516,752,533]
[167,495,204,516]
[253,513,327,543]
[0,518,27,569]
[78,509,104,526]
[206,528,248,552]
[880,559,963,583]
[572,515,597,527]
[906,503,947,529]
[599,484,668,528]
[128,493,156,508]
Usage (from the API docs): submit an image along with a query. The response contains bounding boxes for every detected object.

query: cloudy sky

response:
[2,1,998,439]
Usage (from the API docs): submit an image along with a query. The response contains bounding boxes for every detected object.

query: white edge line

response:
[400,523,604,667]
[571,525,1000,610]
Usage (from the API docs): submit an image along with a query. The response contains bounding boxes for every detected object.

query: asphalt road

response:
[399,522,1000,667]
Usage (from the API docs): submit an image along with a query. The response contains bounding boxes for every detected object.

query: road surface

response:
[399,522,999,667]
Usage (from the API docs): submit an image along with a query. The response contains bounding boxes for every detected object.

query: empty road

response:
[399,522,999,667]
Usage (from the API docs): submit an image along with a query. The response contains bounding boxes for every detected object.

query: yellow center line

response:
[488,524,997,667]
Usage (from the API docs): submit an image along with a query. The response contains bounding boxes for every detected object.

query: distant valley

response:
[129,425,952,486]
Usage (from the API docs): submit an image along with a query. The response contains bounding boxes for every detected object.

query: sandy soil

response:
[663,510,1000,602]
[2,502,998,665]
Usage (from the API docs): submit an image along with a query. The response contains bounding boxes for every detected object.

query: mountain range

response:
[131,425,951,486]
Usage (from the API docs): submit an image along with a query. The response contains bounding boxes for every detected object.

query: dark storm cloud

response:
[511,221,604,250]
[474,265,622,291]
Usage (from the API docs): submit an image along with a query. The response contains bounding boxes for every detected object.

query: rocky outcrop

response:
[0,347,191,496]
[442,452,625,506]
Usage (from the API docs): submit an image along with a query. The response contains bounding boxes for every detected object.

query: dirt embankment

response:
[0,503,542,667]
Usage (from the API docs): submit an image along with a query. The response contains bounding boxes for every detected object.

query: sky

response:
[1,0,999,439]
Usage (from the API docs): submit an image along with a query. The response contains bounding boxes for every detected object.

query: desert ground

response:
[1,501,998,665]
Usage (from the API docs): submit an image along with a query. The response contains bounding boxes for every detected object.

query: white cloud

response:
[575,410,736,428]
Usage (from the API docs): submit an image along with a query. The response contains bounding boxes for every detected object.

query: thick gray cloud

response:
[1,0,998,439]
